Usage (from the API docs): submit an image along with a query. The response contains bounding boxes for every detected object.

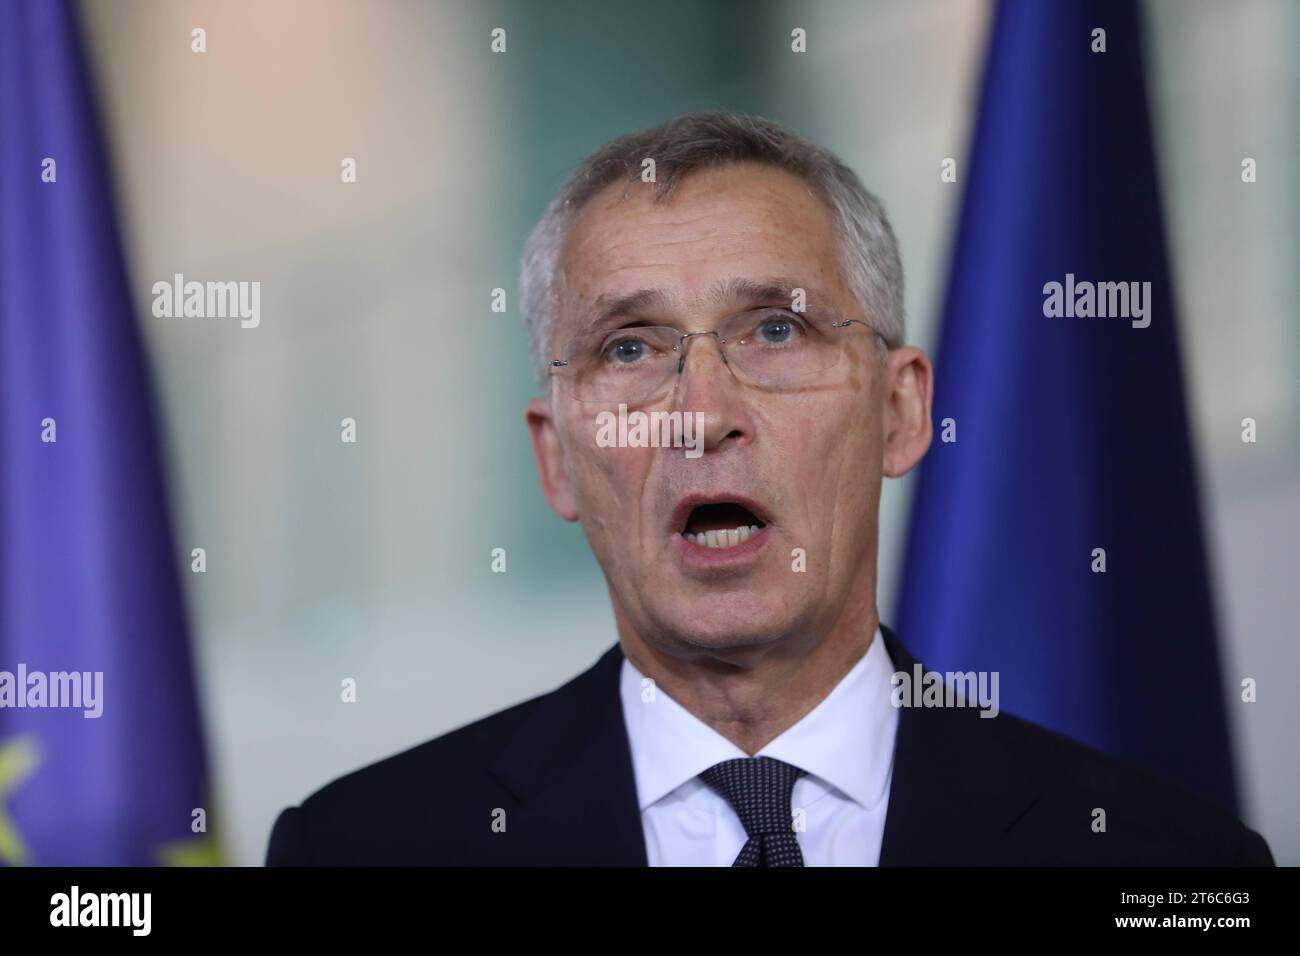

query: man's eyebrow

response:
[580,276,829,331]
[584,288,676,330]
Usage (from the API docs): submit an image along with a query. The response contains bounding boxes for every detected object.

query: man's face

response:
[527,163,931,659]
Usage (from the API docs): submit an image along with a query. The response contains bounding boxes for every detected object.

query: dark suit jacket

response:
[266,626,1274,865]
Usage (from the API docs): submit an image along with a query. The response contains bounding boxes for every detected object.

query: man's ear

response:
[882,346,934,479]
[526,396,579,522]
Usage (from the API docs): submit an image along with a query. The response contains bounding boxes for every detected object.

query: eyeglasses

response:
[549,305,886,405]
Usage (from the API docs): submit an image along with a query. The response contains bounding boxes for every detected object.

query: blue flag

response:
[0,0,215,864]
[895,0,1238,813]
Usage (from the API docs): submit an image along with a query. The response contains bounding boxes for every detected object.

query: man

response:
[267,112,1273,866]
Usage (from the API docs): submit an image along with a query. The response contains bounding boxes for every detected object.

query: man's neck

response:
[618,606,880,755]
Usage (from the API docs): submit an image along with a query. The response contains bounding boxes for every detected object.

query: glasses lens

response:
[565,326,679,403]
[721,308,844,386]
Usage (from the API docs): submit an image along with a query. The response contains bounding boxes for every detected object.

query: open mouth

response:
[680,501,768,550]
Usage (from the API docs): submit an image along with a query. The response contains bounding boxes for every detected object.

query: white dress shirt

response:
[618,628,898,866]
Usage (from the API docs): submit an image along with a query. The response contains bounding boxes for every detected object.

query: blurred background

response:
[45,0,1300,864]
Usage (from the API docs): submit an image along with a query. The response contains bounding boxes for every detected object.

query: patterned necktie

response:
[699,756,808,867]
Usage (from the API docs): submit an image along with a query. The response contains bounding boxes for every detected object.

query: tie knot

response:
[699,756,807,837]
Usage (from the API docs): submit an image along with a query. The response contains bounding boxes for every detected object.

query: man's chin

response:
[645,597,804,654]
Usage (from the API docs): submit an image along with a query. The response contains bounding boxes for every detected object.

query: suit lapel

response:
[878,625,1041,864]
[488,643,648,865]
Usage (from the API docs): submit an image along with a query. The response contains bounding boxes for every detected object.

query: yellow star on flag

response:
[154,832,225,867]
[0,735,41,866]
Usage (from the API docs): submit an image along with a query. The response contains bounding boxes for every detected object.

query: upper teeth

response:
[684,525,761,549]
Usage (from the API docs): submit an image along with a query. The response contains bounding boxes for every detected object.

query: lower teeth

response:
[683,525,761,549]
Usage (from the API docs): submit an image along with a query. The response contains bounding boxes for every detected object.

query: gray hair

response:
[519,111,905,384]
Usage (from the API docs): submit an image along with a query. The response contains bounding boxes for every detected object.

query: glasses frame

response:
[548,307,888,404]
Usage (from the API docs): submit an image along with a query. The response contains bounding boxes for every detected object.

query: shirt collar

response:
[618,627,897,811]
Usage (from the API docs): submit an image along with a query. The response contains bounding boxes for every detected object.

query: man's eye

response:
[755,316,801,344]
[604,337,650,363]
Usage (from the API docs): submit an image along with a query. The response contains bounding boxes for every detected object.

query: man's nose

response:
[672,334,752,453]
